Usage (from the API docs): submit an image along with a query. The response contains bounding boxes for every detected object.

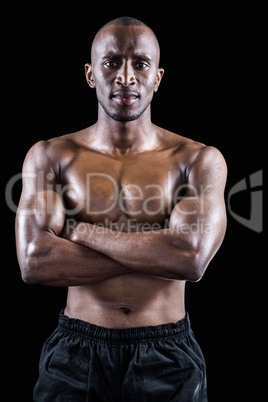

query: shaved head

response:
[98,16,150,29]
[91,16,160,66]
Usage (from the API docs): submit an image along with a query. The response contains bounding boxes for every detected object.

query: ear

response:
[85,63,95,88]
[154,68,164,92]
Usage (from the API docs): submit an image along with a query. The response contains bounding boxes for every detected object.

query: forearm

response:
[19,231,130,286]
[69,223,200,281]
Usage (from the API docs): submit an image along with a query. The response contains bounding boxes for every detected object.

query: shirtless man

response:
[16,16,227,401]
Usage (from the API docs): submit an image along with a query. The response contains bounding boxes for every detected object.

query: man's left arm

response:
[64,146,227,282]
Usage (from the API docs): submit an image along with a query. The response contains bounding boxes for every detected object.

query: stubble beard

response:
[99,97,153,122]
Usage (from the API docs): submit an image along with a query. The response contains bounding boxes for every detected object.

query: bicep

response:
[16,141,66,258]
[16,189,66,265]
[17,189,66,236]
[169,146,227,256]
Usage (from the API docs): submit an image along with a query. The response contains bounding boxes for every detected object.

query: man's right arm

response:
[15,141,130,286]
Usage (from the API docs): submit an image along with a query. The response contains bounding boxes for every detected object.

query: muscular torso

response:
[51,126,201,327]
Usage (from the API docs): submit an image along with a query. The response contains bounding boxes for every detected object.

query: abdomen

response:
[65,273,186,327]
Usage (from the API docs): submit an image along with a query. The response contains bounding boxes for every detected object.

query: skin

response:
[16,24,227,328]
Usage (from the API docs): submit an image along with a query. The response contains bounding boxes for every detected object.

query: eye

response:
[136,62,149,69]
[104,61,118,68]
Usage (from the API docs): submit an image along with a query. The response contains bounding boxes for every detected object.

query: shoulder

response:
[160,128,226,167]
[188,145,227,177]
[159,127,227,184]
[23,129,87,172]
[158,127,205,155]
[186,145,227,193]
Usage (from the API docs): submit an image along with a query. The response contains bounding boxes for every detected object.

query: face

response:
[86,25,164,122]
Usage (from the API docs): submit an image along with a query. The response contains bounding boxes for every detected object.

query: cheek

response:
[140,69,158,90]
[92,68,111,91]
[94,76,110,99]
[140,77,157,96]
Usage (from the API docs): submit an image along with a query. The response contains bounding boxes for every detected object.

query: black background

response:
[2,1,265,400]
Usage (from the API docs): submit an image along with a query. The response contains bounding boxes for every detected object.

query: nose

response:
[115,61,136,87]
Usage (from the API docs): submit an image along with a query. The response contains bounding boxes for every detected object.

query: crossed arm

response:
[16,141,227,286]
[63,146,227,282]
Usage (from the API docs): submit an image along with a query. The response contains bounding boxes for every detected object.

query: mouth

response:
[112,91,139,106]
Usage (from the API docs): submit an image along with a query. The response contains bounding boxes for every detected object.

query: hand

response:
[61,218,79,241]
[61,219,96,245]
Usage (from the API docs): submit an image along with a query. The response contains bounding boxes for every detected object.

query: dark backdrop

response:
[2,1,265,401]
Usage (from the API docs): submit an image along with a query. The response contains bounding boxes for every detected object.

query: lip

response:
[112,91,139,106]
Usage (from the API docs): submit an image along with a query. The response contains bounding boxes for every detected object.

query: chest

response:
[61,151,184,227]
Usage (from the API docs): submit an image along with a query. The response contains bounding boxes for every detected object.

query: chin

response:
[99,97,152,122]
[101,103,150,122]
[109,113,141,122]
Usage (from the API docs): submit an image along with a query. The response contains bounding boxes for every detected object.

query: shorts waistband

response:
[58,310,191,344]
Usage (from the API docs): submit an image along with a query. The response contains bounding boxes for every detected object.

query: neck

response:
[91,105,158,154]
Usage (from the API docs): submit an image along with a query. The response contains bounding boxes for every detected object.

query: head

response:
[85,17,164,122]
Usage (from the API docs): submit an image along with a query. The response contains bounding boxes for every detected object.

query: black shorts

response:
[33,311,207,401]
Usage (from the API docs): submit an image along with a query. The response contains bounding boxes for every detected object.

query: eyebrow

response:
[102,53,152,62]
[135,54,152,62]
